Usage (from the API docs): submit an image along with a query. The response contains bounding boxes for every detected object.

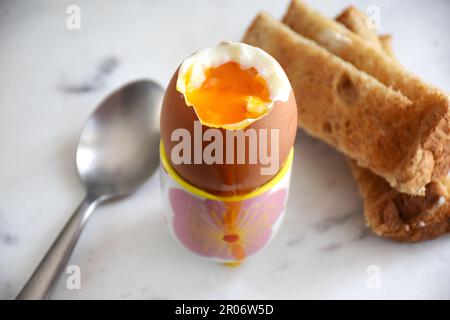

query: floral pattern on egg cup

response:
[169,188,287,262]
[160,142,293,264]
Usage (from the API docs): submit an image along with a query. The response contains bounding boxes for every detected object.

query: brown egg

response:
[161,42,297,196]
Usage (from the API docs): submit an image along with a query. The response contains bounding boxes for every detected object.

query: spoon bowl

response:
[77,80,163,197]
[17,79,164,299]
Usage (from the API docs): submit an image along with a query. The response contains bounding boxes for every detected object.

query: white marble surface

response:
[1,0,449,300]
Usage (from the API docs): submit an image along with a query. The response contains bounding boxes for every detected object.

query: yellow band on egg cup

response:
[160,141,294,202]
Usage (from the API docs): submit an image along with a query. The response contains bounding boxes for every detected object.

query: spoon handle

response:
[16,194,100,300]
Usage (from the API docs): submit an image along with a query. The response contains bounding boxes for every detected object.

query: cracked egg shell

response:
[161,44,297,196]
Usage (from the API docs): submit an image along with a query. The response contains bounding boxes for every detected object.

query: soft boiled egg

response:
[161,41,297,196]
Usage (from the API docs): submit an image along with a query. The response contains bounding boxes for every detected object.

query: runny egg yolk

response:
[184,61,271,127]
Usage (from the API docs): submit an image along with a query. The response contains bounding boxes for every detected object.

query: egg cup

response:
[160,142,293,265]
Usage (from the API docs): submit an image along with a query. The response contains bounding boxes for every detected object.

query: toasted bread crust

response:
[283,0,450,195]
[349,161,450,241]
[335,6,384,51]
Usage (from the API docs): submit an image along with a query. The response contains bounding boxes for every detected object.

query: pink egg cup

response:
[160,142,293,265]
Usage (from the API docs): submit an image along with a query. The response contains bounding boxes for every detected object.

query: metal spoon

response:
[17,79,163,300]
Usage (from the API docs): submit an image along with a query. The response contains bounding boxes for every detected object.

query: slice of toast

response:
[283,0,450,195]
[334,7,450,241]
[242,12,448,198]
